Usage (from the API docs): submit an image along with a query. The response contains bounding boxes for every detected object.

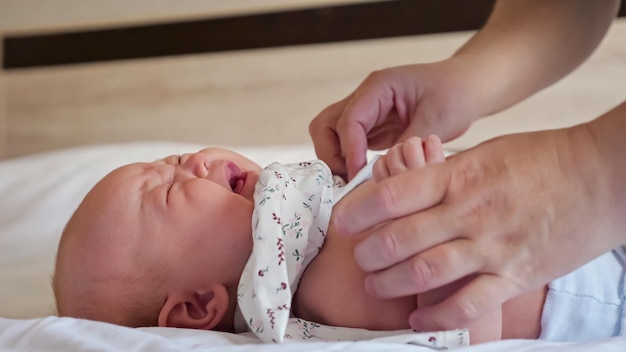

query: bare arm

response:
[586,100,626,247]
[454,0,620,117]
[309,0,620,179]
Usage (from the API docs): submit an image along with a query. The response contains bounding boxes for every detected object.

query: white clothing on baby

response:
[235,160,342,342]
[539,247,626,341]
[235,159,469,348]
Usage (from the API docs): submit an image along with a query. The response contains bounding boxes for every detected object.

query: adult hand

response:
[309,60,480,181]
[331,122,624,331]
[309,0,618,181]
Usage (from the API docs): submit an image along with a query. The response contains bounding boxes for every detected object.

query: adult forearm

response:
[555,100,626,252]
[452,0,620,117]
[586,101,626,247]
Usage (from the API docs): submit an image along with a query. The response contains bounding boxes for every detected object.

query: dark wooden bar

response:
[3,0,496,69]
[4,0,625,70]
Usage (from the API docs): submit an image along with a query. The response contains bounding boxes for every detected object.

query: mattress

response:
[1,142,625,351]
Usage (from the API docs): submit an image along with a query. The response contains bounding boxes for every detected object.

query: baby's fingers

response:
[373,142,413,181]
[386,142,413,176]
[373,155,391,181]
[401,137,426,169]
[424,135,445,164]
[374,137,428,182]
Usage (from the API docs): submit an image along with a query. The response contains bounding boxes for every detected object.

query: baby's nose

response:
[179,152,208,178]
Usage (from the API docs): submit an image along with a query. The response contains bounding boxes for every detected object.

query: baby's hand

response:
[373,135,445,181]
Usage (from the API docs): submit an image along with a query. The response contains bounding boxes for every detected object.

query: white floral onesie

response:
[235,159,469,348]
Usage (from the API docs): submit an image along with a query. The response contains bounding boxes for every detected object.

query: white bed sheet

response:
[1,142,625,351]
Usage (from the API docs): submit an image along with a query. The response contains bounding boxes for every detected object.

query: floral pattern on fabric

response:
[235,158,470,348]
[237,160,337,343]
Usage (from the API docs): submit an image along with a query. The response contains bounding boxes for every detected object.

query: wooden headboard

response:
[1,0,625,159]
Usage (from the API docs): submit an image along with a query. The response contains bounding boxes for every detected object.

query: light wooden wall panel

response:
[3,11,625,159]
[4,32,470,158]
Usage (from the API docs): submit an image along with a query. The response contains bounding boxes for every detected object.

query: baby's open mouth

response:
[227,163,247,194]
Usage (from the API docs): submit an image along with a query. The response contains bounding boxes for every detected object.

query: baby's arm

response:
[373,135,445,181]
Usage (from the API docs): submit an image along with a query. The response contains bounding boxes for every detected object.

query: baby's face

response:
[88,147,262,291]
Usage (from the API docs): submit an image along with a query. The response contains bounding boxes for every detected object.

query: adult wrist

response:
[442,53,517,121]
[555,117,625,252]
[586,102,626,247]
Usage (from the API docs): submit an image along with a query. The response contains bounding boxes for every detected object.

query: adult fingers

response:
[336,82,398,180]
[333,166,448,235]
[362,239,483,299]
[409,274,521,332]
[309,98,350,178]
[353,204,462,272]
[335,118,369,181]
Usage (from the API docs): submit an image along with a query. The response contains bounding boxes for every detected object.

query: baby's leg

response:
[373,135,445,181]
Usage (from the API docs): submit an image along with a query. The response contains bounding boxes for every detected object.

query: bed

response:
[1,1,626,351]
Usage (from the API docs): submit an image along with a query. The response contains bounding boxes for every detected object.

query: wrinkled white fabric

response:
[236,160,344,342]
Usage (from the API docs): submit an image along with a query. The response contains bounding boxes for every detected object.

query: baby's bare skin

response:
[293,180,417,331]
[293,180,546,343]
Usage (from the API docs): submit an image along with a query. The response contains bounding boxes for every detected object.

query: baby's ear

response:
[158,284,229,330]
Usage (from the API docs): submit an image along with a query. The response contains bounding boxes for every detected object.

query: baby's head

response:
[53,147,262,331]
